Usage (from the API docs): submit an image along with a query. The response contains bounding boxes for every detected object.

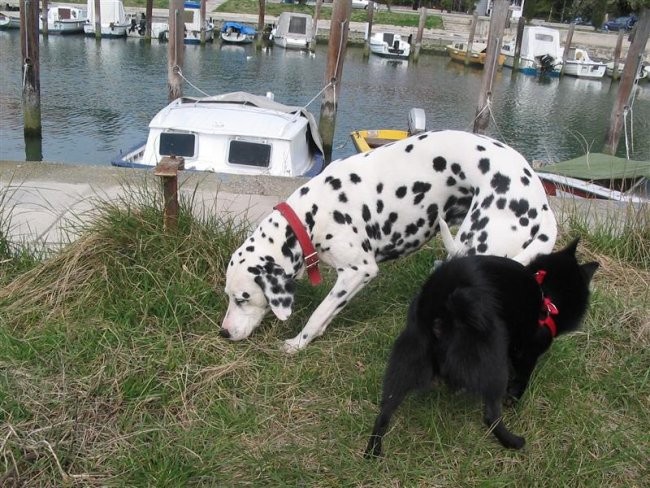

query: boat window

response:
[159,133,195,158]
[228,140,271,168]
[288,16,307,35]
[535,34,554,42]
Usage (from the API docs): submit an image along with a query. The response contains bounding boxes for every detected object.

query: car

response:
[602,15,637,31]
[352,0,379,10]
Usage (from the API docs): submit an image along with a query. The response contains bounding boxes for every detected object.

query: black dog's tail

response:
[447,287,495,334]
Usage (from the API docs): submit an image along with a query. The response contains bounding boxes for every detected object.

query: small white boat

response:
[0,13,20,30]
[562,47,606,79]
[605,61,648,80]
[112,92,324,178]
[221,21,256,44]
[270,12,313,50]
[40,6,87,34]
[368,31,410,60]
[83,0,129,38]
[502,26,562,77]
[181,0,214,44]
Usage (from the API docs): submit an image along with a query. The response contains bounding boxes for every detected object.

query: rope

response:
[622,106,630,160]
[175,67,210,97]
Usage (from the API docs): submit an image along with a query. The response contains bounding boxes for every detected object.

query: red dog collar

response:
[535,270,559,337]
[274,202,322,286]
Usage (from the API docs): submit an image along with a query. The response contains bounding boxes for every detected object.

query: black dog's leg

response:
[365,330,432,458]
[483,396,525,449]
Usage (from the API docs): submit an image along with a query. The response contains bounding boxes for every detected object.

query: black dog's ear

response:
[563,237,581,256]
[581,261,599,284]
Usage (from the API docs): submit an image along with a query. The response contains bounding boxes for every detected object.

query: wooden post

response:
[94,0,101,39]
[168,0,185,102]
[41,0,48,36]
[412,7,426,62]
[473,0,509,134]
[611,30,625,80]
[200,0,206,45]
[312,0,322,50]
[363,0,374,58]
[145,0,153,41]
[154,156,185,232]
[603,8,650,155]
[560,22,575,77]
[512,15,525,72]
[256,0,265,50]
[319,0,351,165]
[20,0,41,138]
[465,11,478,66]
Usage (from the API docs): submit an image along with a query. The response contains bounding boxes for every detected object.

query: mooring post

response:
[473,0,509,134]
[319,0,351,165]
[41,0,48,37]
[363,1,374,59]
[145,0,153,41]
[465,11,478,66]
[94,0,101,40]
[603,8,650,156]
[20,0,42,139]
[560,22,575,77]
[611,30,625,81]
[168,0,185,102]
[512,15,525,73]
[200,0,206,45]
[256,0,266,51]
[311,0,322,51]
[154,156,185,232]
[412,7,426,63]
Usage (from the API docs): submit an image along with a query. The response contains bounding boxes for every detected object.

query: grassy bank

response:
[0,184,648,486]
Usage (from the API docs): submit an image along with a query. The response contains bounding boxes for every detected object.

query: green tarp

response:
[537,153,650,180]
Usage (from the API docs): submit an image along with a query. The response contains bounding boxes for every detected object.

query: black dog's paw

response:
[364,437,382,459]
[504,434,526,450]
[503,395,519,408]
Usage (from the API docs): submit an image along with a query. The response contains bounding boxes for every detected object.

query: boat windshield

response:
[228,140,271,168]
[159,132,195,158]
[288,16,307,35]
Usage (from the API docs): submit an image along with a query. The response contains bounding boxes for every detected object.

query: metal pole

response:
[473,0,509,134]
[168,0,185,102]
[319,0,351,165]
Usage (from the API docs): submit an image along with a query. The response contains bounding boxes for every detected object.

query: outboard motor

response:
[393,40,400,51]
[407,108,426,135]
[538,54,556,75]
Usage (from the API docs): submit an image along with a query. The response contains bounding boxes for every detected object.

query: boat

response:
[501,26,563,77]
[445,41,506,68]
[534,153,649,203]
[112,91,324,178]
[270,12,313,50]
[562,47,606,79]
[220,21,256,44]
[350,108,426,153]
[0,13,20,30]
[605,61,648,80]
[126,13,169,41]
[368,31,410,60]
[40,5,87,34]
[83,0,129,38]
[179,0,214,44]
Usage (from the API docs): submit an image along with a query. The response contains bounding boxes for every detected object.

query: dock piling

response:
[412,7,426,63]
[168,0,185,102]
[20,0,42,139]
[41,0,48,36]
[154,156,185,232]
[465,11,478,67]
[94,0,101,39]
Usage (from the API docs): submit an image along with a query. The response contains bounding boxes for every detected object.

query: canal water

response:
[1,32,649,166]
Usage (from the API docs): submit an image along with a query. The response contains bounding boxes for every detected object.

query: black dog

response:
[365,239,598,457]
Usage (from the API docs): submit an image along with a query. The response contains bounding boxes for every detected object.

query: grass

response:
[0,182,648,486]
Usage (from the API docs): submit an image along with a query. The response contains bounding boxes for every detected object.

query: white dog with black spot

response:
[221,130,557,353]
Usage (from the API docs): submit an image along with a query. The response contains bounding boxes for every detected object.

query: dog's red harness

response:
[274,202,322,286]
[535,270,559,338]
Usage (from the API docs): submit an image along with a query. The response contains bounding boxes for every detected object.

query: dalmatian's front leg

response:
[282,262,379,354]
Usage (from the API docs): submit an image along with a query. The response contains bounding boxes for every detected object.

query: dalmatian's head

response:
[220,251,296,341]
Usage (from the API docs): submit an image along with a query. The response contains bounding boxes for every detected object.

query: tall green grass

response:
[1,183,648,486]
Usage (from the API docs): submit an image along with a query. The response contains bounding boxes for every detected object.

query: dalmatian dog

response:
[221,130,557,353]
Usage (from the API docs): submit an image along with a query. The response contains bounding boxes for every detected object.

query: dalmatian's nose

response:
[218,328,231,339]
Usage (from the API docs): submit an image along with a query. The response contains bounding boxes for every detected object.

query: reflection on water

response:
[1,31,649,165]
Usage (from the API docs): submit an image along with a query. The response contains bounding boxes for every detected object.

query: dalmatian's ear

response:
[253,263,296,322]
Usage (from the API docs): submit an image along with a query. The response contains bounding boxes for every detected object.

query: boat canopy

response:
[537,153,650,180]
[520,26,561,59]
[221,21,256,35]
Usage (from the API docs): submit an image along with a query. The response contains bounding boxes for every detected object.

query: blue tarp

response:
[221,22,256,36]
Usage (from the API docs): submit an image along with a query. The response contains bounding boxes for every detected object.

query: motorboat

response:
[270,12,313,50]
[112,91,324,178]
[445,41,505,68]
[83,0,129,38]
[40,5,87,34]
[501,26,563,76]
[220,21,256,44]
[562,47,606,79]
[368,31,410,60]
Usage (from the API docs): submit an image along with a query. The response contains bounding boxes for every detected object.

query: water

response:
[1,32,649,166]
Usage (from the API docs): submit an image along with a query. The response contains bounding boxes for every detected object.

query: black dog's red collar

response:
[535,270,559,337]
[274,202,322,286]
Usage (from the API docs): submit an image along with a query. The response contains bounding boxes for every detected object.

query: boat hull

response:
[446,44,505,67]
[503,55,562,77]
[563,61,606,79]
[84,23,128,38]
